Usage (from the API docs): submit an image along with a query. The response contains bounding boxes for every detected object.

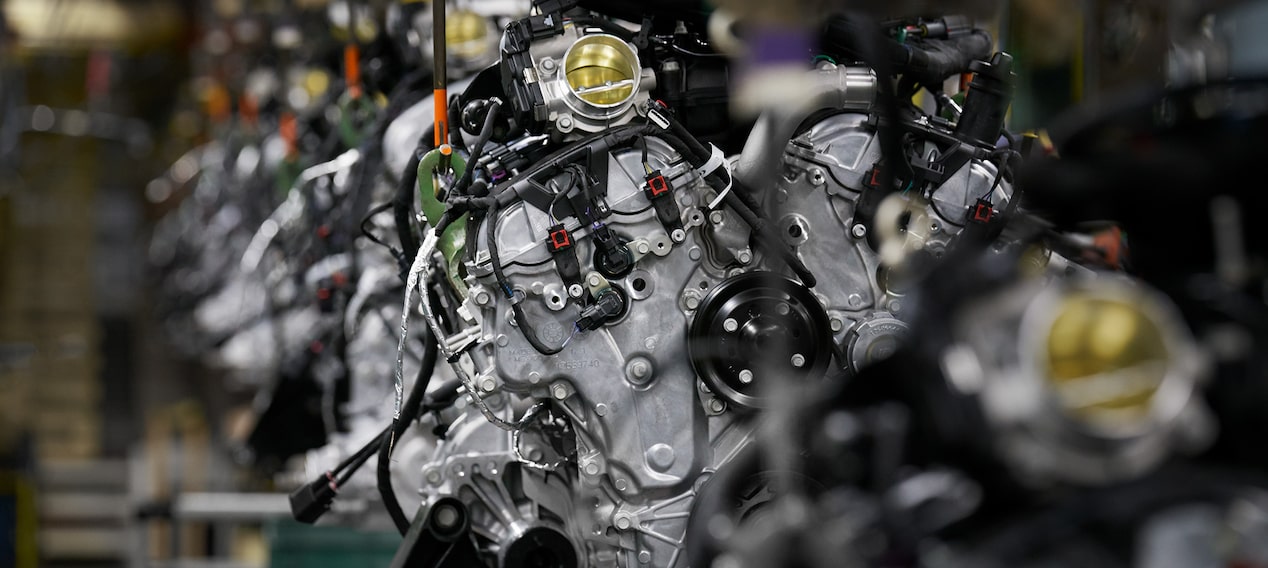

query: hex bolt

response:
[830,318,844,332]
[631,361,649,379]
[540,57,556,72]
[708,398,725,414]
[528,371,542,384]
[847,293,863,308]
[474,290,491,306]
[851,224,867,239]
[584,462,600,476]
[615,478,629,492]
[426,469,442,486]
[791,354,806,368]
[636,242,651,255]
[737,249,752,264]
[709,211,724,225]
[723,318,738,332]
[595,403,609,417]
[685,295,700,310]
[552,384,568,400]
[557,115,574,131]
[480,377,497,392]
[614,514,633,530]
[587,274,602,287]
[639,551,652,564]
[738,369,753,384]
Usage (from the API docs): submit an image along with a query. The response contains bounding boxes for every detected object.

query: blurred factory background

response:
[0,0,1261,567]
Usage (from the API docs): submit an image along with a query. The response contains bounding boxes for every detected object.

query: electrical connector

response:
[289,471,339,524]
[577,290,625,331]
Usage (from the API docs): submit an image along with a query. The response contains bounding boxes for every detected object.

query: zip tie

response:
[695,143,727,179]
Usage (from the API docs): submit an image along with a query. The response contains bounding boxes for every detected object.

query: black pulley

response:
[687,272,833,409]
[500,526,577,568]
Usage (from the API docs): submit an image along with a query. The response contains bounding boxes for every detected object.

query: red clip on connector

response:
[547,225,572,251]
[867,164,884,188]
[971,199,994,223]
[647,174,670,197]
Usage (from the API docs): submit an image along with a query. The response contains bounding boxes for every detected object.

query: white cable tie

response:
[695,143,726,179]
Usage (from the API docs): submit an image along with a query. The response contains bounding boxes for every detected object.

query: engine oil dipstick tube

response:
[433,0,448,146]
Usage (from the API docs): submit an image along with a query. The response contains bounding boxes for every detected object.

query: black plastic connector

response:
[577,290,625,331]
[590,225,634,278]
[289,471,338,524]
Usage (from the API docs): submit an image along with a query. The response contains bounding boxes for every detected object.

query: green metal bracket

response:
[416,148,469,297]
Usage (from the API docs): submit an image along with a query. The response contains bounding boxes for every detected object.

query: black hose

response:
[650,129,818,287]
[394,149,423,272]
[377,320,440,534]
[656,109,771,229]
[451,99,503,198]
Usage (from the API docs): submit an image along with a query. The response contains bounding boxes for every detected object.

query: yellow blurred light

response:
[446,9,489,60]
[1044,294,1170,430]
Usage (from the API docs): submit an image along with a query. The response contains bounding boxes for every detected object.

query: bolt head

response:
[708,398,725,413]
[615,515,632,530]
[426,470,442,485]
[588,274,602,287]
[568,284,583,298]
[615,478,629,491]
[792,354,806,368]
[738,369,753,384]
[495,334,509,347]
[541,57,556,71]
[688,247,702,261]
[584,462,599,476]
[474,290,490,305]
[737,250,752,264]
[847,293,863,308]
[685,295,700,310]
[851,224,867,239]
[671,229,686,243]
[595,403,608,417]
[723,318,738,332]
[709,211,724,225]
[830,318,844,332]
[631,361,649,378]
[637,242,651,254]
[481,377,496,392]
[639,551,652,564]
[646,443,675,471]
[552,384,568,400]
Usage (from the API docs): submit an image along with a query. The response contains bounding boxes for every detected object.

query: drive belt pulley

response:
[687,272,833,409]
